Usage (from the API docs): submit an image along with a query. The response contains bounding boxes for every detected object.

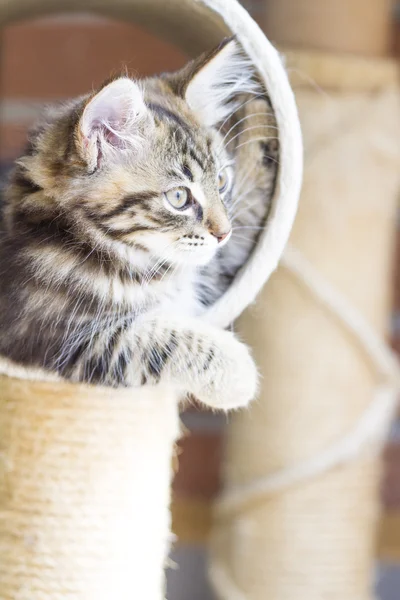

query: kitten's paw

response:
[195,335,258,411]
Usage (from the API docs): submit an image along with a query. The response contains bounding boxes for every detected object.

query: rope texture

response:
[215,246,399,520]
[0,381,179,600]
[210,247,399,600]
[210,50,400,599]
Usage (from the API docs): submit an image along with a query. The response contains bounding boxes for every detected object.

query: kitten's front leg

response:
[128,316,258,410]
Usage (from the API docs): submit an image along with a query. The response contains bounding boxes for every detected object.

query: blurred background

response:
[0,2,398,599]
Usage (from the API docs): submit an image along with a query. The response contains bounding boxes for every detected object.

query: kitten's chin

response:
[173,248,217,267]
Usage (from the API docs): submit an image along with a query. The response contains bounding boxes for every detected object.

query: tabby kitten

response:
[0,39,277,410]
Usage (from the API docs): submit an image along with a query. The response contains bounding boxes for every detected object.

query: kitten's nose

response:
[210,229,231,244]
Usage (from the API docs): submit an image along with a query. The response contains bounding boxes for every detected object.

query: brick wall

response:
[0,15,186,160]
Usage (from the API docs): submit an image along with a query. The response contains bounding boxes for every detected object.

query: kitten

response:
[0,38,278,410]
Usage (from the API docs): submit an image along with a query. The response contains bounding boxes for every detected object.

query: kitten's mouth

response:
[174,239,218,266]
[217,230,232,247]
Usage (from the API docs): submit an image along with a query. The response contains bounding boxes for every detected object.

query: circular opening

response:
[0,1,302,346]
[0,10,279,308]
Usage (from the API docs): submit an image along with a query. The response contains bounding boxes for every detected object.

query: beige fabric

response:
[210,51,400,599]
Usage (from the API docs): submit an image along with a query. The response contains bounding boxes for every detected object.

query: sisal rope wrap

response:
[0,377,180,600]
[0,1,303,599]
[214,246,399,520]
[210,50,400,600]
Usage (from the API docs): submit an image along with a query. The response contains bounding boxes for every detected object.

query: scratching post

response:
[209,1,400,598]
[0,371,179,600]
[0,1,302,599]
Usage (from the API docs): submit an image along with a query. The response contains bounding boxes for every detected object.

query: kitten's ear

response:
[183,38,258,128]
[77,77,147,171]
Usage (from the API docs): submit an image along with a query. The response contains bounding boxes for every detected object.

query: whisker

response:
[142,257,170,287]
[229,190,255,219]
[231,195,266,222]
[287,67,331,99]
[223,126,276,152]
[233,225,266,230]
[159,261,178,284]
[217,91,269,134]
[219,112,278,149]
[230,163,259,208]
[234,137,280,155]
[141,240,179,288]
[231,232,260,243]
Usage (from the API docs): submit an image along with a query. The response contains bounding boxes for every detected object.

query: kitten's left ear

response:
[183,38,258,128]
[77,77,147,171]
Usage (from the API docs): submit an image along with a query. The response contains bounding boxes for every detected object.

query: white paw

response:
[195,334,258,411]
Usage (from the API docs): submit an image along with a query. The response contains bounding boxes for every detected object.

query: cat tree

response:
[210,1,400,599]
[0,1,302,599]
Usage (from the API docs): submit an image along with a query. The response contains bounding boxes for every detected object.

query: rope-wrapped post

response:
[0,370,180,600]
[0,1,302,598]
[209,47,400,600]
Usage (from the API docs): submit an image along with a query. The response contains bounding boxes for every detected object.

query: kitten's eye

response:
[165,187,190,209]
[218,169,229,194]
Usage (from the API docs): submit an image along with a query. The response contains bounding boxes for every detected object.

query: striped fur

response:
[0,39,277,410]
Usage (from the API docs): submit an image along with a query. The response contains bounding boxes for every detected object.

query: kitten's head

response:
[9,38,258,268]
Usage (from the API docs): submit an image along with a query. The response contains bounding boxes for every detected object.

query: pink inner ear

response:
[103,127,125,148]
[90,116,127,150]
[80,78,146,164]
